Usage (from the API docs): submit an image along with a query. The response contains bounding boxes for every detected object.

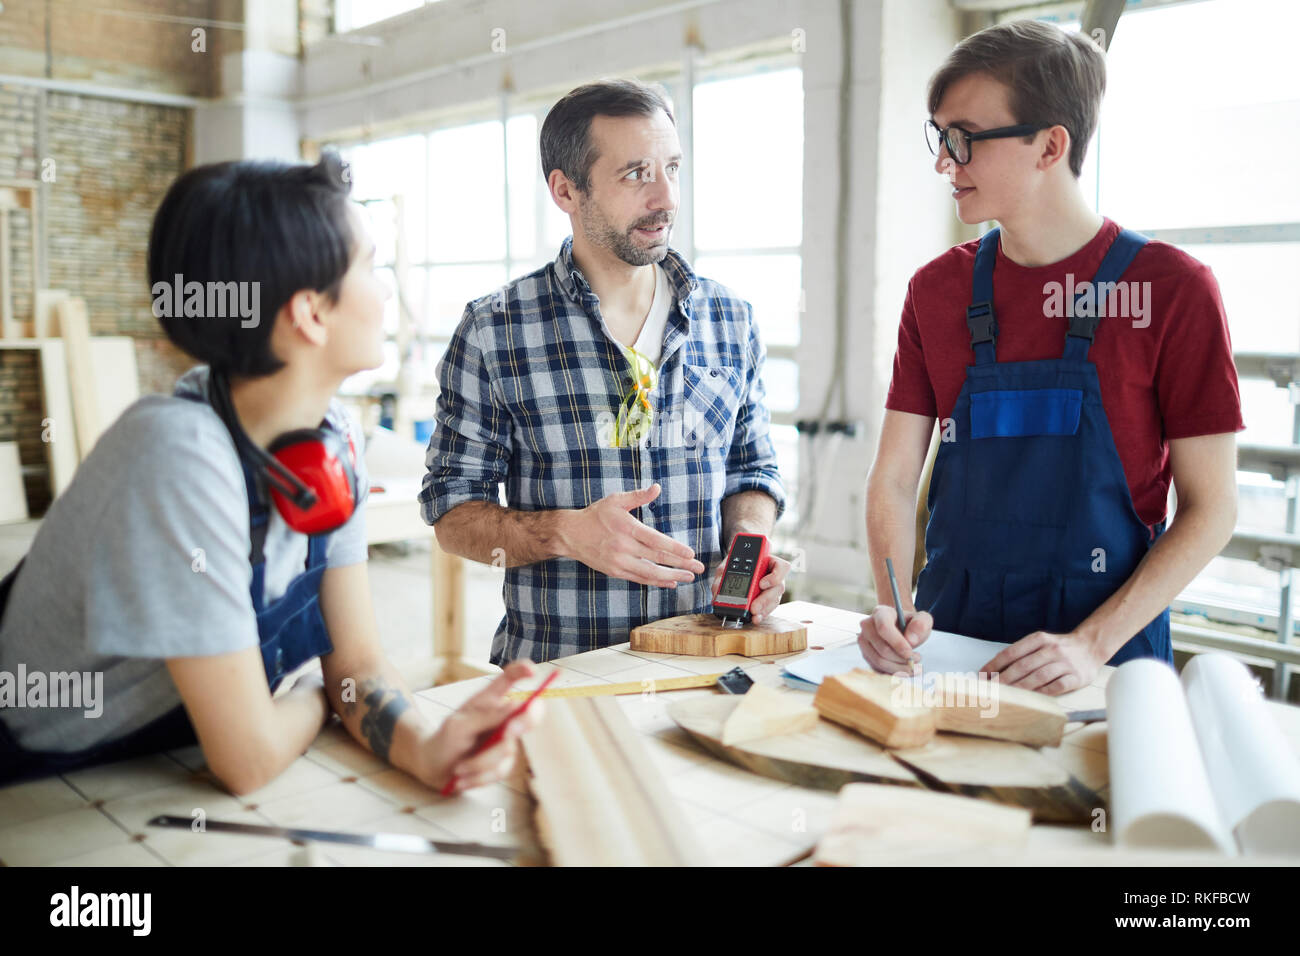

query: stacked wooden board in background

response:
[0,298,139,514]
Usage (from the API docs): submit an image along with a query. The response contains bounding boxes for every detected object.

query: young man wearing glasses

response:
[422,79,790,664]
[859,20,1243,694]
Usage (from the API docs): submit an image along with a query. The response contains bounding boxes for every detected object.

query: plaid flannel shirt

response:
[420,236,786,664]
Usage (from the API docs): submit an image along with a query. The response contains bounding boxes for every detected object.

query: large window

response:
[1033,0,1300,632]
[334,0,437,33]
[336,113,551,394]
[327,58,805,521]
[693,66,805,531]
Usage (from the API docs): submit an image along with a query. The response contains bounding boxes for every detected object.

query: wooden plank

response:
[931,673,1068,747]
[720,682,818,745]
[522,696,708,866]
[889,734,1101,824]
[55,299,98,461]
[813,669,936,748]
[34,340,76,497]
[0,441,28,523]
[670,693,923,791]
[33,289,69,338]
[815,782,1031,867]
[631,612,807,657]
[88,337,139,431]
[671,688,1104,824]
[0,336,136,500]
[811,668,1070,749]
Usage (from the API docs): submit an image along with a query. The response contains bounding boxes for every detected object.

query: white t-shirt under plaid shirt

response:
[420,236,786,664]
[628,261,672,366]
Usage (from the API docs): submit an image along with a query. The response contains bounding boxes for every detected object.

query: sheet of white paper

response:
[1182,653,1300,857]
[1107,658,1236,854]
[781,629,1010,686]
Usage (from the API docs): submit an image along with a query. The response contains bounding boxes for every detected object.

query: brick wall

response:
[0,1,323,515]
[0,85,195,514]
[0,0,229,98]
[0,84,38,320]
[0,83,41,511]
[44,91,193,349]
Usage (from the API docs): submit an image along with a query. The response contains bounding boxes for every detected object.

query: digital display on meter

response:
[720,572,751,599]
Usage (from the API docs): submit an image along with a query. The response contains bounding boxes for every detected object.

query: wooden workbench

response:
[2,600,1297,866]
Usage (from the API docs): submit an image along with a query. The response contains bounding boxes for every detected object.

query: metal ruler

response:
[147,815,517,860]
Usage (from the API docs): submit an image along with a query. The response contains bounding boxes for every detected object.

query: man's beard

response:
[578,196,671,266]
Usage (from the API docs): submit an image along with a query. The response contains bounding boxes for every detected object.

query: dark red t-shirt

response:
[885,218,1245,528]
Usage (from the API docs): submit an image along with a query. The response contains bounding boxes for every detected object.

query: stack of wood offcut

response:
[812,668,1070,749]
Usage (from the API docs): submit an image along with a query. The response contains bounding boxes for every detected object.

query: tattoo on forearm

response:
[353,678,412,763]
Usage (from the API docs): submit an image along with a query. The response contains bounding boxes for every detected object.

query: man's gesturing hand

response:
[560,483,706,587]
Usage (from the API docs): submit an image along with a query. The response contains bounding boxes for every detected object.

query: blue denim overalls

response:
[0,403,335,784]
[913,226,1172,666]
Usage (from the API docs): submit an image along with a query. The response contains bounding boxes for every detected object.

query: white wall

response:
[795,0,965,607]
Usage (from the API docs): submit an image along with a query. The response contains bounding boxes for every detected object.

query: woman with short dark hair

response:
[0,155,542,793]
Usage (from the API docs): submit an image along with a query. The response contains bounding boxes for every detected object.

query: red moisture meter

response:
[712,533,772,627]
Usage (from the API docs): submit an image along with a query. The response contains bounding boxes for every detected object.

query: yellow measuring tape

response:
[506,672,725,700]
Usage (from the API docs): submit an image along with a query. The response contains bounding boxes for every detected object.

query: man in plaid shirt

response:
[420,79,790,664]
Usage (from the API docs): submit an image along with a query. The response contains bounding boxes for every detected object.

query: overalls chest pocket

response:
[963,386,1084,529]
[682,364,741,455]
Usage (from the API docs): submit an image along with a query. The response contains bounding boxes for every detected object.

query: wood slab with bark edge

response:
[721,682,820,745]
[631,613,807,657]
[670,694,924,792]
[889,732,1103,824]
[670,693,1106,823]
[811,669,1072,749]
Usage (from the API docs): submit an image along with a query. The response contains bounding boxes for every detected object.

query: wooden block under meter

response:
[630,613,807,657]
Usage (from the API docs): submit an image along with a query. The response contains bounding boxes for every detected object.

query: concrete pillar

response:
[193,1,302,164]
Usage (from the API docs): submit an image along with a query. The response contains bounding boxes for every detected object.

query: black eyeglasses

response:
[924,119,1051,165]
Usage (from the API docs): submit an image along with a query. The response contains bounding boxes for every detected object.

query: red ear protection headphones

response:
[208,369,359,536]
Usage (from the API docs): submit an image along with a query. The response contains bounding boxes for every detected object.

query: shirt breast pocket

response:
[682,365,742,454]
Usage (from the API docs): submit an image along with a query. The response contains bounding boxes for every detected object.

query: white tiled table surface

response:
[4,600,1299,866]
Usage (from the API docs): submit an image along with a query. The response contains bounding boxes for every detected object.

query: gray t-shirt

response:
[0,366,369,752]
